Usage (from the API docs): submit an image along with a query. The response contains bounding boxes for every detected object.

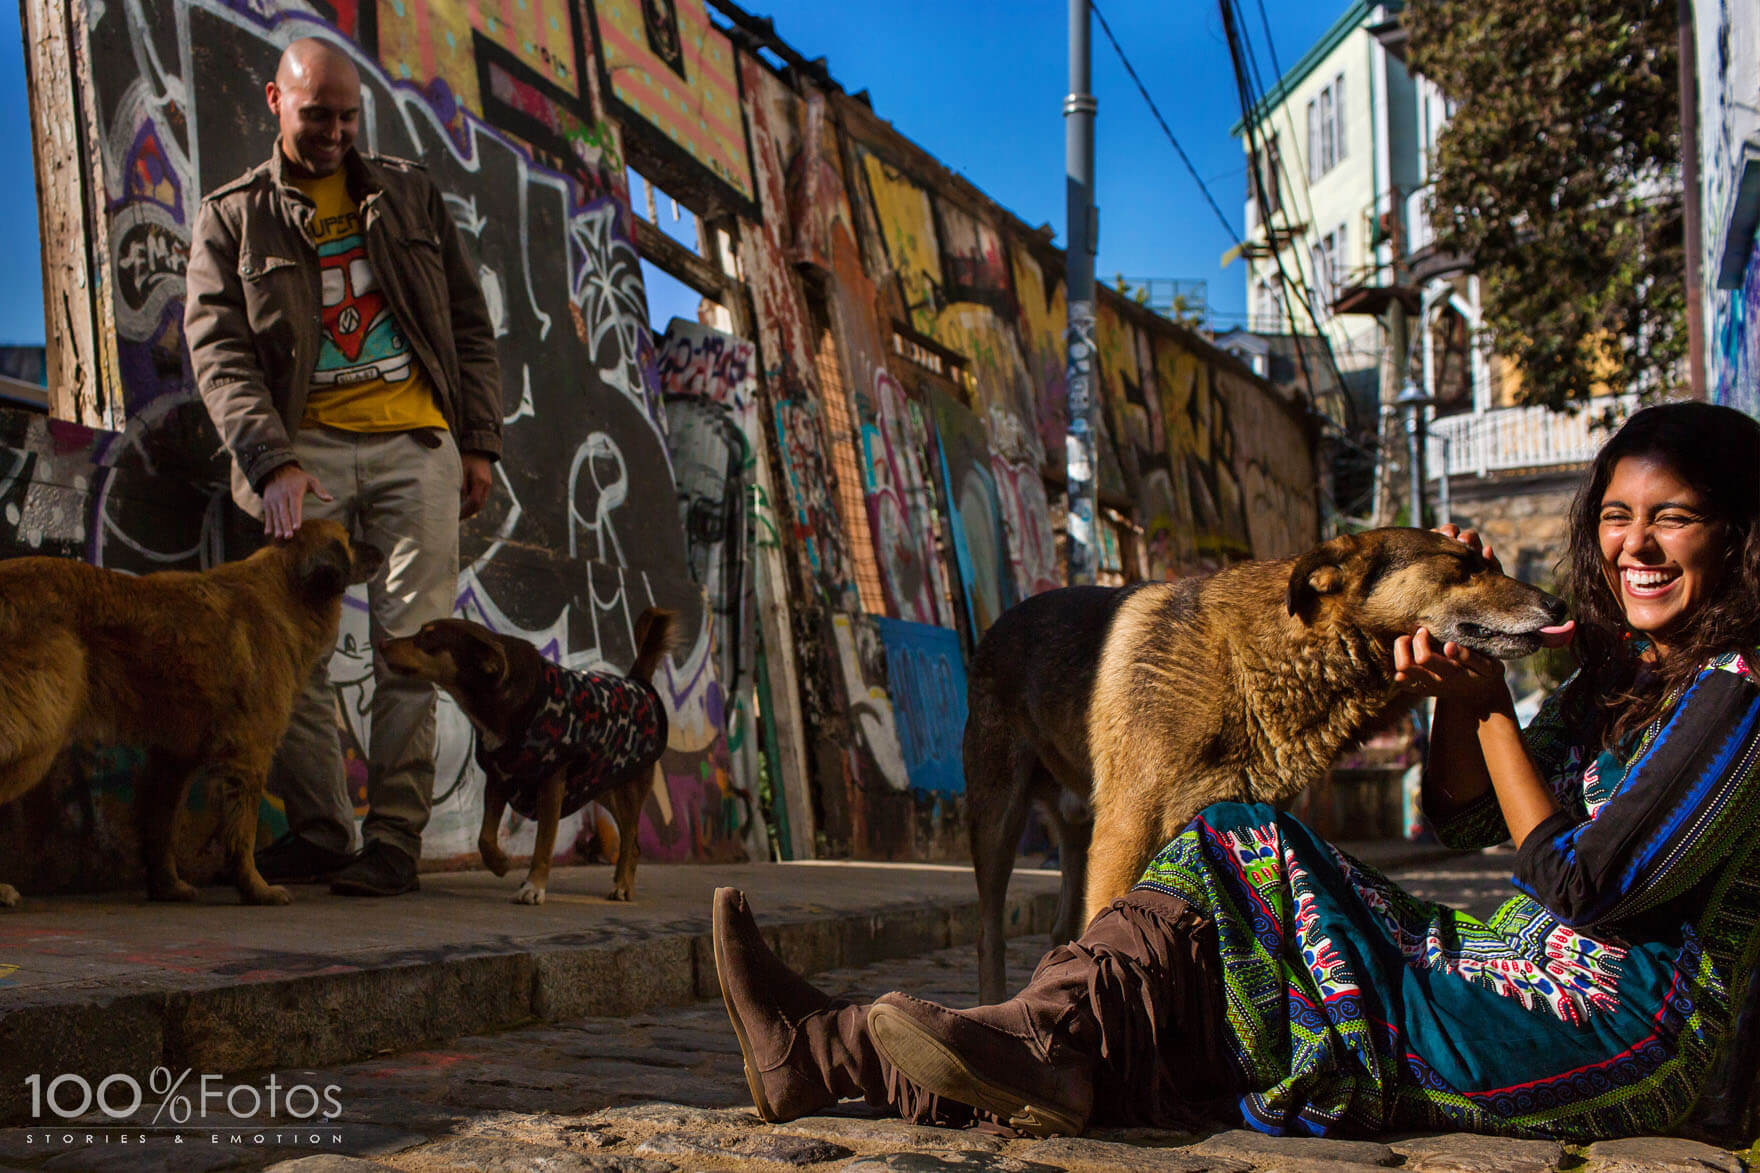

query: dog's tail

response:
[628,607,678,683]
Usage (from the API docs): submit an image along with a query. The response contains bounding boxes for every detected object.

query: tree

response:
[1404,0,1684,409]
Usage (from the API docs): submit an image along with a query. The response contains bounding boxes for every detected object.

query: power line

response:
[1219,0,1360,429]
[1218,0,1384,519]
[1089,1,1243,250]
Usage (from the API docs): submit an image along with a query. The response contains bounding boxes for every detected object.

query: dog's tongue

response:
[1539,620,1576,648]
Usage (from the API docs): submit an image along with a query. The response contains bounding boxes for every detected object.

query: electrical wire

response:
[1090,1,1244,250]
[1219,0,1362,429]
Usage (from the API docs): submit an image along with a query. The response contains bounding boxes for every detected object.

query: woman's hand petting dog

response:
[1434,522,1504,574]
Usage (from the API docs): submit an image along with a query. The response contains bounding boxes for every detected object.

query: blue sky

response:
[0,0,1345,347]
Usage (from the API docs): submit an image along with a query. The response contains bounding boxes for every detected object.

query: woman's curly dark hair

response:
[1561,402,1760,747]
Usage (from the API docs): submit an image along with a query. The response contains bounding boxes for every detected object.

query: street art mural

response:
[855,151,1059,599]
[1095,299,1179,579]
[1,0,750,891]
[1715,237,1760,419]
[656,319,772,860]
[1214,367,1318,560]
[11,1,1316,879]
[927,386,1013,636]
[873,617,967,796]
[1153,333,1251,570]
[860,369,947,627]
[587,0,754,211]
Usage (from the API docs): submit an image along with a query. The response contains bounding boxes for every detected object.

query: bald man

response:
[185,37,503,897]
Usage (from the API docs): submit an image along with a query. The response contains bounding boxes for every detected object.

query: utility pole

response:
[1679,0,1706,397]
[1064,0,1099,585]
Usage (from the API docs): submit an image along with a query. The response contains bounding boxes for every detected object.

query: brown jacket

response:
[184,147,502,506]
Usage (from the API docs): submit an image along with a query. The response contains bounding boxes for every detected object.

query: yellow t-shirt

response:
[292,170,449,434]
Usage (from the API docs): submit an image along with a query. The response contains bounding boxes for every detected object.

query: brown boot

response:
[868,888,1223,1136]
[713,887,904,1122]
[867,947,1096,1137]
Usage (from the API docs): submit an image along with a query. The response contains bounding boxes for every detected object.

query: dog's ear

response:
[296,536,354,601]
[1286,547,1345,621]
[473,639,508,686]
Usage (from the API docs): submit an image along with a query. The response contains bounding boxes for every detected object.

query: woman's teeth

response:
[1623,568,1678,595]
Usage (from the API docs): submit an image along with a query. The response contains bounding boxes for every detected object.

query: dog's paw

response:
[514,882,546,905]
[247,884,294,907]
[607,884,632,902]
[479,843,511,877]
[0,883,20,910]
[148,880,199,903]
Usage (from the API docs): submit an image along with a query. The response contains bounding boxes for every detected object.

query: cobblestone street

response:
[0,852,1751,1173]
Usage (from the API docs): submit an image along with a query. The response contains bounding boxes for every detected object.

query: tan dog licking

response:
[380,609,675,904]
[964,527,1574,1002]
[0,520,383,909]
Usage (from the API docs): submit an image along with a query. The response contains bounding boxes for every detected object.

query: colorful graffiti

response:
[1715,236,1760,419]
[1153,333,1250,570]
[1214,368,1318,559]
[377,0,583,113]
[830,612,908,792]
[587,0,754,209]
[1,0,752,891]
[928,386,1013,635]
[861,369,947,626]
[1095,300,1178,577]
[873,617,967,795]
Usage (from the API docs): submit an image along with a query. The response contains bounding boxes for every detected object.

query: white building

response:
[1230,0,1416,437]
[1235,1,1638,570]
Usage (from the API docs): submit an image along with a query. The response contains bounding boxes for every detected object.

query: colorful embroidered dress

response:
[1135,651,1760,1139]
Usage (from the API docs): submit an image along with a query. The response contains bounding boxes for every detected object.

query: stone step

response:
[0,861,1059,1126]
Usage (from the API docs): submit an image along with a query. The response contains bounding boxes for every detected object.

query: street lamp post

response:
[1064,0,1098,585]
[1396,380,1435,529]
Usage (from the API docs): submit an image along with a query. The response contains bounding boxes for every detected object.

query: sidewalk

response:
[0,860,1059,1125]
[0,841,1452,1127]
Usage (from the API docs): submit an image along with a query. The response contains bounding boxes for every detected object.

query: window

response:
[1308,222,1348,320]
[1306,72,1348,181]
[1253,277,1277,332]
[1247,132,1282,222]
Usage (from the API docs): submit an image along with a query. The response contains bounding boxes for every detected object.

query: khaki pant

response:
[268,426,461,860]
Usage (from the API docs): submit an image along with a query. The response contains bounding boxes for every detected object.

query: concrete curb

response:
[0,889,1057,1125]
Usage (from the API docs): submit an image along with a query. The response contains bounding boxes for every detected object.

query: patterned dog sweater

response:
[475,657,667,820]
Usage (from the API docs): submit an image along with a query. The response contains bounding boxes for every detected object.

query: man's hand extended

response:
[262,463,333,540]
[460,452,494,519]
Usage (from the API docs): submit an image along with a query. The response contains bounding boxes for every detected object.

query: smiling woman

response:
[708,400,1760,1145]
[1565,403,1760,748]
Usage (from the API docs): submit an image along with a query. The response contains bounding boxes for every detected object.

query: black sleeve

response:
[1512,667,1760,928]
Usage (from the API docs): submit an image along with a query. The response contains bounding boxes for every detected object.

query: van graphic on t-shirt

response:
[313,236,413,387]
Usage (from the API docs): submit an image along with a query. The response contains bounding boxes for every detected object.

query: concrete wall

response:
[12,0,1320,881]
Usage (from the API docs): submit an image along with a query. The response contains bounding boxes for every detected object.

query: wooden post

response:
[719,230,819,862]
[20,0,113,426]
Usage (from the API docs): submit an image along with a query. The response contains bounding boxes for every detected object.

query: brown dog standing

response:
[0,520,382,908]
[966,527,1574,1003]
[380,608,674,904]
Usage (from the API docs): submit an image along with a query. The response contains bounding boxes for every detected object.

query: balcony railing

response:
[1425,393,1642,480]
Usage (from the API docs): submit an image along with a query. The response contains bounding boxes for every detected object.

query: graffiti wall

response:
[4,0,753,892]
[15,0,1317,877]
[1715,236,1760,419]
[873,617,967,796]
